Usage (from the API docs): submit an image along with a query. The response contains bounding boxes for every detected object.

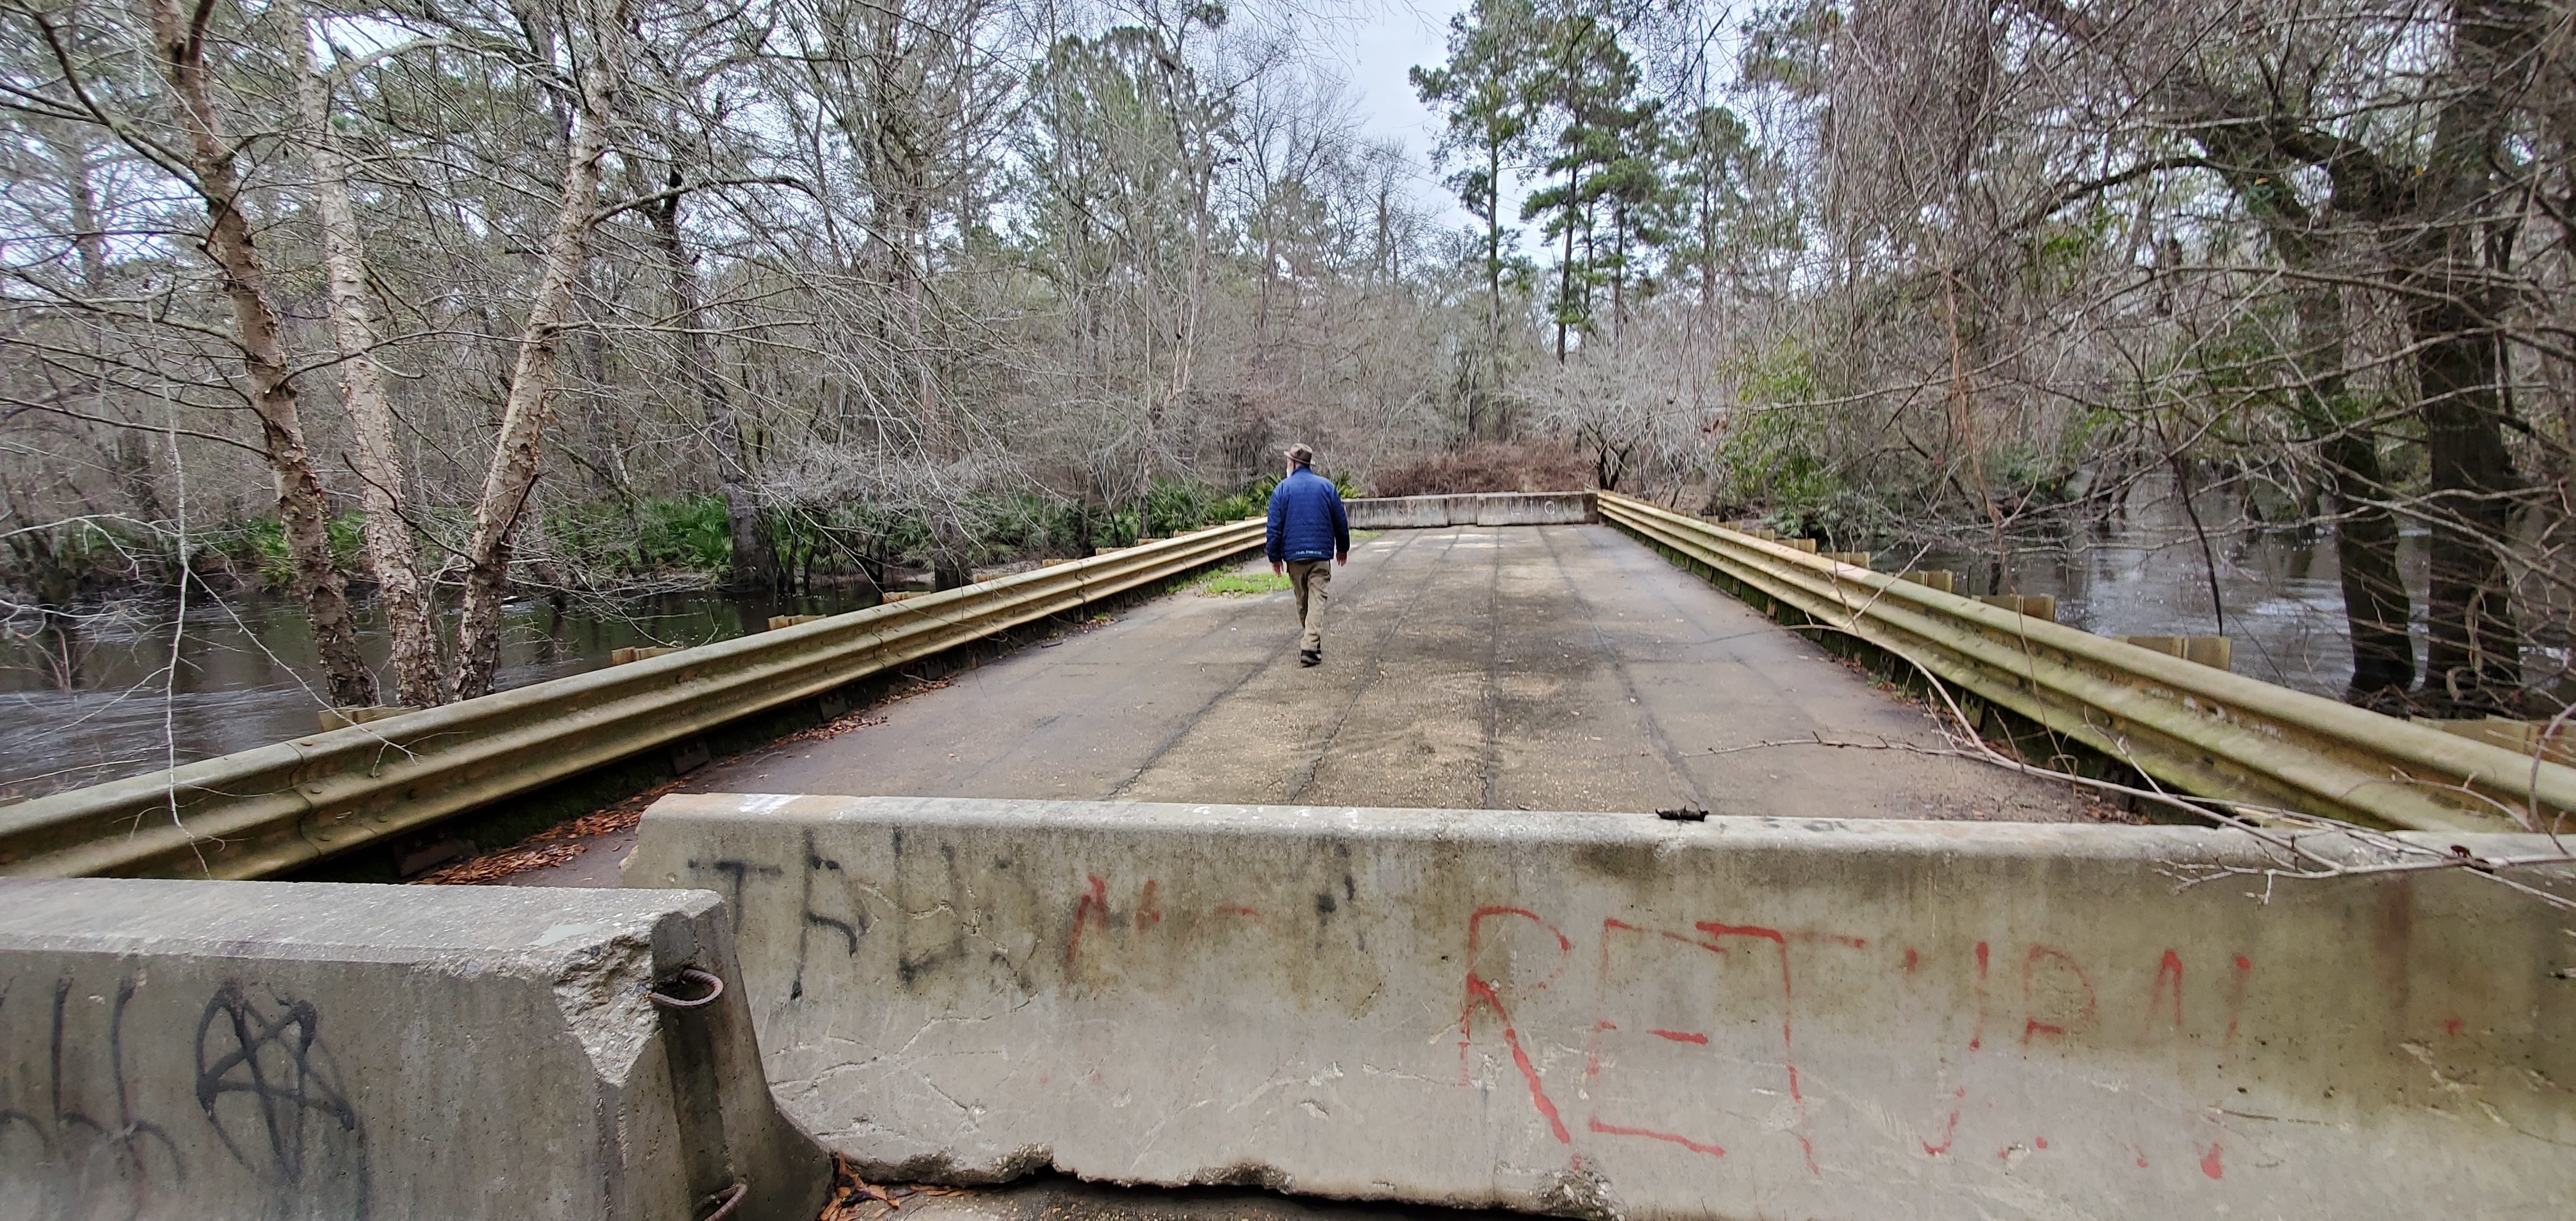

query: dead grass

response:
[1372,440,1590,498]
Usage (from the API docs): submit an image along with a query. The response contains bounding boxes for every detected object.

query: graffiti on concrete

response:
[679,843,2464,1189]
[0,977,186,1219]
[1450,905,2253,1181]
[0,973,369,1219]
[195,982,371,1217]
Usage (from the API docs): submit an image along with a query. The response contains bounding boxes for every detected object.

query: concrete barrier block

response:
[1469,491,1598,526]
[1347,492,1598,530]
[1343,495,1459,529]
[0,878,828,1221]
[627,794,2574,1221]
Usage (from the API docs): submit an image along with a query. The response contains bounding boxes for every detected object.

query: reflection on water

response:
[0,585,877,800]
[1906,479,2434,701]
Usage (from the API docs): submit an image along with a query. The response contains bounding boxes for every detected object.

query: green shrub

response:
[636,495,734,574]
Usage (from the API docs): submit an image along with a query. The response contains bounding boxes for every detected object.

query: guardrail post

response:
[2118,635,2232,671]
[1975,593,2057,622]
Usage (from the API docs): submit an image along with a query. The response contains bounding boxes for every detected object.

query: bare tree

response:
[145,0,375,706]
[286,0,445,706]
[452,0,637,699]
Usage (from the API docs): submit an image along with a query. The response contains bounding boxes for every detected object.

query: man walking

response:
[1266,443,1349,667]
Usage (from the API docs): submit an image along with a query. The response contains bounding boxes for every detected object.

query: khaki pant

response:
[1287,559,1331,654]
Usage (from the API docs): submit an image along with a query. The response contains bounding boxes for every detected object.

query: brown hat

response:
[1285,443,1314,467]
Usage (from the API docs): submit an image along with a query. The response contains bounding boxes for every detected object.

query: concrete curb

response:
[0,878,828,1220]
[627,793,2575,1221]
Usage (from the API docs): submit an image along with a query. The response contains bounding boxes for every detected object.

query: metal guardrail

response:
[0,520,1265,879]
[1599,491,2570,832]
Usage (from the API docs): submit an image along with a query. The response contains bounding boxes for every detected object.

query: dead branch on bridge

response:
[1705,624,2576,916]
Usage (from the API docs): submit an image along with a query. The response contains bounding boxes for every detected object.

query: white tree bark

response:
[287,0,447,708]
[453,23,629,700]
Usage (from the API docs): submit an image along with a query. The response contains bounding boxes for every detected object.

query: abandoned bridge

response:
[2,493,2569,1221]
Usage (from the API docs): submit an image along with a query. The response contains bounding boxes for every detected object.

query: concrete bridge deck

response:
[503,523,2097,892]
[690,523,2090,819]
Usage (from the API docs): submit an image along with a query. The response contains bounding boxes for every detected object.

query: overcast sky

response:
[1320,0,1469,225]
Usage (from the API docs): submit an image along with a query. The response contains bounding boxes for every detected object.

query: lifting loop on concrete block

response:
[650,967,725,1010]
[697,1181,749,1220]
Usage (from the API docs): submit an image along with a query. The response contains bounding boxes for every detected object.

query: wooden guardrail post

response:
[1901,570,1958,593]
[1976,593,2057,622]
[2119,635,2232,671]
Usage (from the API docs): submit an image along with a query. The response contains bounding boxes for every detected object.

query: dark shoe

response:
[1299,650,1321,667]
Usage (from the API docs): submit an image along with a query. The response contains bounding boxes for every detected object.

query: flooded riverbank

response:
[1892,472,2569,707]
[1906,519,2435,703]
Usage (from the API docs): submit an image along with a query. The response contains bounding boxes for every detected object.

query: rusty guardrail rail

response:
[1599,491,2571,832]
[0,519,1265,879]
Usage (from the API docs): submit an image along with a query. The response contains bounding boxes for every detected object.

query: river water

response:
[0,493,2480,802]
[1903,488,2440,703]
[0,585,879,801]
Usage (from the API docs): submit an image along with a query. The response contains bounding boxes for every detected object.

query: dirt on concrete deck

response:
[818,1174,1531,1221]
[683,522,2091,819]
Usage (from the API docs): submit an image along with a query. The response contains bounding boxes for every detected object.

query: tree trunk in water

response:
[151,0,376,708]
[2413,306,2522,711]
[647,181,772,590]
[2318,431,2415,701]
[453,61,621,700]
[2403,0,2535,713]
[2284,286,2414,703]
[291,3,446,708]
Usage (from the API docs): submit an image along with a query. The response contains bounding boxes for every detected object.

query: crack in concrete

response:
[1115,531,1429,799]
[1284,529,1467,804]
[979,597,1257,789]
[1481,524,1504,808]
[1539,524,1709,812]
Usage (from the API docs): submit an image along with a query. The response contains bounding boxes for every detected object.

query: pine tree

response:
[1412,0,1545,438]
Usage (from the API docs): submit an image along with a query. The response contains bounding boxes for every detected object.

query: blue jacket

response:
[1266,467,1350,564]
